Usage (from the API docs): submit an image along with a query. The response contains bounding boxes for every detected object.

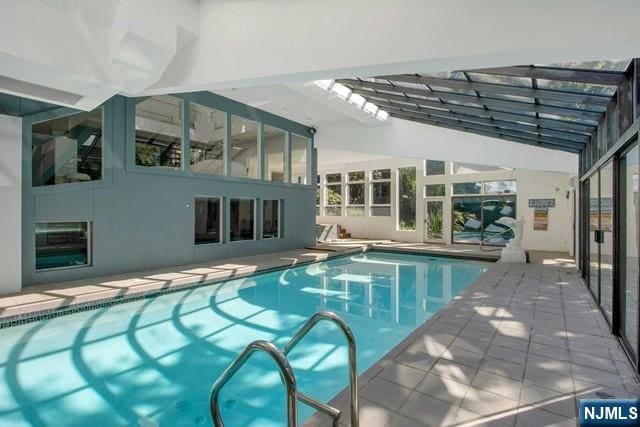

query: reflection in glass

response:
[231,115,259,178]
[398,167,416,230]
[481,197,516,245]
[452,182,482,195]
[372,169,391,180]
[189,103,225,175]
[372,182,391,204]
[600,161,614,322]
[135,96,183,168]
[194,197,221,244]
[588,173,600,296]
[291,134,310,184]
[484,180,517,195]
[264,126,286,181]
[35,222,90,270]
[230,199,255,241]
[32,108,103,186]
[425,184,445,197]
[263,200,280,239]
[425,201,444,240]
[452,197,483,243]
[620,143,638,359]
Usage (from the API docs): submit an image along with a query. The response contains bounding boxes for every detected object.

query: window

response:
[452,162,513,174]
[325,173,342,216]
[425,184,445,197]
[229,199,255,241]
[231,115,259,179]
[32,108,103,187]
[347,171,365,216]
[135,96,183,169]
[264,126,286,181]
[316,175,321,216]
[483,180,517,194]
[398,167,416,230]
[291,133,310,184]
[426,160,445,176]
[263,200,280,238]
[452,182,482,195]
[452,196,516,245]
[35,222,90,270]
[194,197,221,244]
[189,103,225,175]
[370,169,391,216]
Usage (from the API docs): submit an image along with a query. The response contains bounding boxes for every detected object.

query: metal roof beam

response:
[343,80,602,121]
[359,75,611,106]
[388,113,580,154]
[384,106,585,150]
[353,89,595,136]
[466,65,626,86]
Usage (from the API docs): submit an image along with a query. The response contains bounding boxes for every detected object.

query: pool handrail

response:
[284,311,359,427]
[209,340,298,427]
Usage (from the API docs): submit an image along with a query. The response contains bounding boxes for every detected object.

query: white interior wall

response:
[317,154,575,253]
[315,118,579,174]
[0,114,21,292]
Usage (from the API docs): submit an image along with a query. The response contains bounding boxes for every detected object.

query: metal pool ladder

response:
[209,311,359,427]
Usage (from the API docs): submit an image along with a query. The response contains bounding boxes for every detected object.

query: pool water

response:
[0,252,489,427]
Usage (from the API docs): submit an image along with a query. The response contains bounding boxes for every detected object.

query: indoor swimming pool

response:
[0,251,489,426]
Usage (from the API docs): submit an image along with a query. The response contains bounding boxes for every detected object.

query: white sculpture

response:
[495,217,527,263]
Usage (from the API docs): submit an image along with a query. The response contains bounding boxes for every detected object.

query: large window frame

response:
[346,171,365,217]
[35,221,92,271]
[370,169,392,217]
[262,199,281,239]
[229,198,256,242]
[325,173,343,216]
[194,196,223,245]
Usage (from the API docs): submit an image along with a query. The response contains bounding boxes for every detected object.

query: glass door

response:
[600,160,614,322]
[588,172,600,299]
[619,142,639,361]
[424,199,444,242]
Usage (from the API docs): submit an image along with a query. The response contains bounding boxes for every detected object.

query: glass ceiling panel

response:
[486,106,536,117]
[405,94,442,103]
[419,71,468,80]
[466,72,533,88]
[444,99,484,108]
[538,99,606,113]
[535,79,616,96]
[545,59,631,72]
[538,112,598,126]
[429,85,477,96]
[479,92,535,103]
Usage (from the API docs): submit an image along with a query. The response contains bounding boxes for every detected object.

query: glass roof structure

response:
[337,60,632,153]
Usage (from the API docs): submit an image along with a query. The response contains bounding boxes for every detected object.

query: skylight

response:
[314,80,389,121]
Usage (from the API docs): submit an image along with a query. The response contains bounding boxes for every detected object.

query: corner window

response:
[291,134,310,184]
[135,96,183,169]
[398,167,416,230]
[189,103,225,175]
[426,160,445,176]
[264,126,286,181]
[370,169,391,216]
[347,171,365,216]
[325,173,342,216]
[32,108,103,187]
[230,199,255,241]
[194,197,221,244]
[35,222,90,270]
[231,115,259,179]
[263,200,280,238]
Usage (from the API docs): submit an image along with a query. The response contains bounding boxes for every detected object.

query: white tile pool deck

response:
[306,256,640,427]
[1,246,638,426]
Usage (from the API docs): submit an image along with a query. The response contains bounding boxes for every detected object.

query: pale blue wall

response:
[22,94,316,287]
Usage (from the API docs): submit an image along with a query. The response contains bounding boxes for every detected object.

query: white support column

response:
[0,114,22,293]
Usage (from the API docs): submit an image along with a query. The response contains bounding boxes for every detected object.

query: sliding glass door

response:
[588,173,600,299]
[620,142,639,361]
[600,160,614,322]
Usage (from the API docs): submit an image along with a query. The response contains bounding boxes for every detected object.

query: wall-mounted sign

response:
[528,198,556,208]
[533,208,549,231]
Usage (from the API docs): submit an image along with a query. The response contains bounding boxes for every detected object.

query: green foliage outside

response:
[398,167,416,230]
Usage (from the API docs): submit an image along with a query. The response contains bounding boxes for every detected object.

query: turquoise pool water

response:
[0,252,489,426]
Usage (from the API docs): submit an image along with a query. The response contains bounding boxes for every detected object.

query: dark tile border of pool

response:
[369,245,501,262]
[0,248,496,329]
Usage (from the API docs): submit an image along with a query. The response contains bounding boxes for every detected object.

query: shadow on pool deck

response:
[306,255,640,427]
